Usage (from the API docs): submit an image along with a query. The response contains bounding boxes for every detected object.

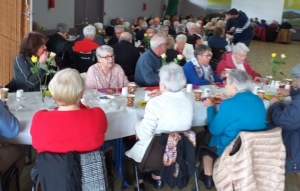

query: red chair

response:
[254,26,266,41]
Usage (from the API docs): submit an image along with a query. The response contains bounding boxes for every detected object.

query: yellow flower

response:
[271,53,276,57]
[50,52,56,57]
[144,33,147,37]
[98,29,102,33]
[281,54,286,58]
[31,55,38,63]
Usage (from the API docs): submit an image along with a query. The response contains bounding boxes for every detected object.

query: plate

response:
[136,101,148,108]
[263,93,284,101]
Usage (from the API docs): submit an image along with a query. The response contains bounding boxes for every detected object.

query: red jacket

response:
[31,105,107,153]
[74,38,99,53]
[216,52,261,79]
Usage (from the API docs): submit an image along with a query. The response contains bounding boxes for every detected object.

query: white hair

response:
[186,22,196,29]
[176,34,187,43]
[176,24,186,33]
[94,22,103,30]
[141,21,148,28]
[195,23,201,29]
[227,69,252,92]
[119,32,132,42]
[56,23,69,33]
[114,25,124,31]
[96,45,114,57]
[124,21,130,28]
[150,34,166,49]
[163,20,171,26]
[83,25,96,38]
[233,43,249,54]
[159,63,186,92]
[181,19,188,25]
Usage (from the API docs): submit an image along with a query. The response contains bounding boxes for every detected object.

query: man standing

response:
[74,25,99,53]
[113,32,140,80]
[135,34,167,86]
[226,8,253,47]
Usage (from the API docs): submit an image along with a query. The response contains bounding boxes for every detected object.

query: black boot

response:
[134,183,145,191]
[150,178,164,190]
[199,170,214,189]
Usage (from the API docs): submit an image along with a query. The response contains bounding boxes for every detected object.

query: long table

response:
[0,86,290,145]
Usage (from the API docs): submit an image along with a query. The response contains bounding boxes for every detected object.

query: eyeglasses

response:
[201,53,213,58]
[101,55,115,60]
[237,53,247,58]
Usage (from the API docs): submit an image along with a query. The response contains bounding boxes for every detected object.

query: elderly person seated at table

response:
[200,69,266,189]
[30,68,108,190]
[126,63,194,190]
[208,27,228,49]
[74,25,99,53]
[166,37,186,66]
[186,22,201,47]
[183,44,225,85]
[174,34,194,62]
[85,45,136,89]
[13,32,58,92]
[216,42,261,80]
[267,64,300,174]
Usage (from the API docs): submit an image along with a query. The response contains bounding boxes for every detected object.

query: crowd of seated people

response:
[4,11,300,191]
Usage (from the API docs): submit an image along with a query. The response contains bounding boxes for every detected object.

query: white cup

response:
[186,84,193,93]
[16,89,24,100]
[284,84,291,90]
[274,81,281,89]
[121,87,128,96]
[202,88,210,98]
[144,91,151,101]
[252,86,260,95]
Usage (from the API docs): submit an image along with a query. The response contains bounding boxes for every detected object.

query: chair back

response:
[254,26,266,41]
[72,50,96,73]
[276,29,291,43]
[210,47,226,72]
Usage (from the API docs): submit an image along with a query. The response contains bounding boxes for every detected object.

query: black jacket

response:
[105,25,115,36]
[136,29,146,41]
[46,33,71,57]
[113,40,140,77]
[166,49,186,66]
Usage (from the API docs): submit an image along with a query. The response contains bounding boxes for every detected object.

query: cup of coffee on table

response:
[126,94,135,107]
[194,90,202,101]
[257,90,265,99]
[128,84,136,94]
[0,88,9,99]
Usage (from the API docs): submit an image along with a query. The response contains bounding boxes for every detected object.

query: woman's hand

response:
[270,96,280,105]
[253,76,261,82]
[215,93,228,100]
[230,27,235,32]
[148,89,162,97]
[39,51,49,64]
[226,34,233,39]
[204,98,214,107]
[276,88,290,97]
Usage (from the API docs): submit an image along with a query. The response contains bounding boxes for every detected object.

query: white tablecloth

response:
[0,85,291,145]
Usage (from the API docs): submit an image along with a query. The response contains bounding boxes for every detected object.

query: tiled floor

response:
[20,40,300,191]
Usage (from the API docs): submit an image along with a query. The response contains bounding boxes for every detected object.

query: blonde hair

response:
[167,37,175,49]
[49,69,85,106]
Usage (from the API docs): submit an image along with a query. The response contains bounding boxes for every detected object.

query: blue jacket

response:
[134,49,161,87]
[234,11,253,42]
[0,101,20,138]
[208,36,228,49]
[207,92,266,155]
[183,60,222,85]
[267,89,300,173]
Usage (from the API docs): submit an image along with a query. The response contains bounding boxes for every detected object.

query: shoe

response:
[199,170,214,189]
[134,183,145,191]
[150,177,164,190]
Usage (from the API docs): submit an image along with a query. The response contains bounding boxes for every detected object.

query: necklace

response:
[97,64,112,88]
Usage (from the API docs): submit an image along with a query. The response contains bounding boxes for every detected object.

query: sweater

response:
[183,59,222,85]
[0,100,20,138]
[73,38,99,53]
[31,105,108,153]
[234,11,253,42]
[208,36,228,49]
[207,91,266,155]
[216,52,261,79]
[134,49,161,87]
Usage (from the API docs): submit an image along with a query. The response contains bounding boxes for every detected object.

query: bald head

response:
[119,32,132,43]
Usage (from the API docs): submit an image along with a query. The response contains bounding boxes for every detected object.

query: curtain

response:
[165,0,179,16]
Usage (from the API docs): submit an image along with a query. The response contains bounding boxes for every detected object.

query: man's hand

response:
[276,88,290,97]
[270,96,280,105]
[204,98,214,107]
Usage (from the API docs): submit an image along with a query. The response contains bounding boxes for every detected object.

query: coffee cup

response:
[126,94,135,107]
[144,91,151,101]
[194,90,202,101]
[0,88,9,99]
[257,90,266,99]
[252,86,260,95]
[121,87,128,96]
[186,84,193,93]
[16,89,24,100]
[128,84,136,94]
[284,84,291,90]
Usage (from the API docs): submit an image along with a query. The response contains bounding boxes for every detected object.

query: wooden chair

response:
[276,29,291,43]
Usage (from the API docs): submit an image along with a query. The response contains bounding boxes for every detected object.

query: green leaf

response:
[46,58,52,63]
[30,67,39,74]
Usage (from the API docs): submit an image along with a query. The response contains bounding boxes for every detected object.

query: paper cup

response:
[144,91,151,101]
[284,84,291,90]
[285,79,293,85]
[126,94,135,107]
[0,88,9,99]
[257,90,265,99]
[16,89,24,99]
[194,90,202,101]
[128,84,136,94]
[186,84,193,93]
[121,87,128,96]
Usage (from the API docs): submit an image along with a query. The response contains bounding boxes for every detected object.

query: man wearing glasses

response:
[183,44,226,85]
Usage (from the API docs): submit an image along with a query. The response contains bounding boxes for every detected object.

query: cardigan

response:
[183,58,222,85]
[31,105,108,153]
[208,36,228,49]
[134,49,161,87]
[216,52,261,79]
[0,100,19,138]
[207,91,266,155]
[73,38,99,53]
[125,91,194,162]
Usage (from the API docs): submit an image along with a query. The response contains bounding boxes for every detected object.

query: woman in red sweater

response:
[31,68,108,153]
[216,42,261,80]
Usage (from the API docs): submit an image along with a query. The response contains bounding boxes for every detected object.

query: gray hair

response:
[150,33,166,49]
[94,22,103,30]
[159,63,186,92]
[176,24,186,33]
[56,23,69,33]
[227,69,252,92]
[96,45,114,57]
[186,22,196,29]
[114,25,124,31]
[124,21,130,28]
[163,20,171,26]
[194,44,211,58]
[181,19,188,25]
[119,32,132,42]
[233,42,249,54]
[176,34,187,43]
[195,23,201,29]
[83,25,96,38]
[141,21,148,28]
[161,25,169,31]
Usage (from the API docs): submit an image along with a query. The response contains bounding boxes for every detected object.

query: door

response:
[74,0,104,25]
[0,0,31,85]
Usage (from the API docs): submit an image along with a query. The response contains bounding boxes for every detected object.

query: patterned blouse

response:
[85,63,129,89]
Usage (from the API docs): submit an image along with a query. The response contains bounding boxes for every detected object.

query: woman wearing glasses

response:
[85,45,136,89]
[183,44,226,85]
[216,42,261,80]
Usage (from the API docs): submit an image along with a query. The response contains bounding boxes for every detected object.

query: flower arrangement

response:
[203,27,212,37]
[30,52,57,103]
[143,33,151,50]
[158,54,183,71]
[97,29,103,35]
[265,53,286,79]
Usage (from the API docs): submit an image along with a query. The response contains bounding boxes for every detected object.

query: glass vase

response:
[40,85,47,106]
